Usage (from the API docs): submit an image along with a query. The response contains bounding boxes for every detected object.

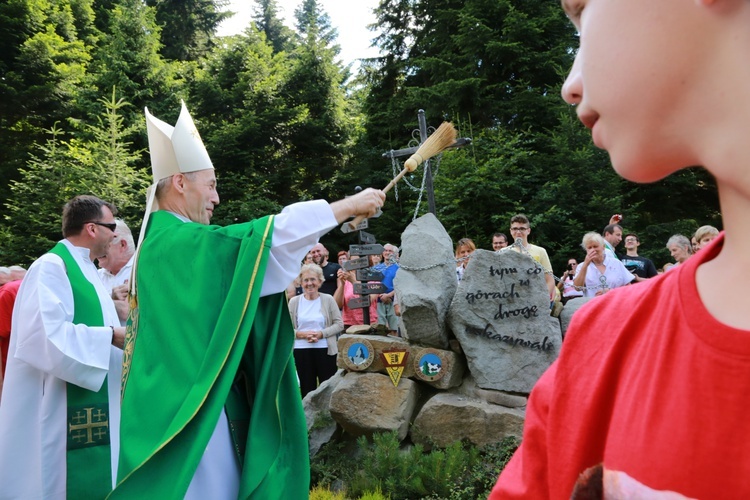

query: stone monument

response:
[447,249,561,393]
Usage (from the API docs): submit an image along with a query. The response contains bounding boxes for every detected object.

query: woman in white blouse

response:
[288,264,343,397]
[573,232,635,297]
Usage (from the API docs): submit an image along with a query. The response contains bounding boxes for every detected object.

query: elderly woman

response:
[666,234,693,267]
[288,263,343,397]
[573,232,635,297]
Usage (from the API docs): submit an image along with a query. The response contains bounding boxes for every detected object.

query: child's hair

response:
[455,238,476,256]
[693,225,719,242]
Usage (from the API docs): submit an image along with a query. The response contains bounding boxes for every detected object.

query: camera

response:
[567,263,574,272]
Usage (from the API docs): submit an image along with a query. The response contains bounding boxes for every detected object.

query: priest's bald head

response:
[155,169,219,225]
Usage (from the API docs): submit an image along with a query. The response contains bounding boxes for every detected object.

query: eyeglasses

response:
[510,227,529,232]
[87,221,117,233]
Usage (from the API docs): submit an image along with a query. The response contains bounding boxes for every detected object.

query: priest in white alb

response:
[0,195,126,499]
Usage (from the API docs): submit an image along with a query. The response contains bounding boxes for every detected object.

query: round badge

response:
[343,339,374,371]
[414,350,446,382]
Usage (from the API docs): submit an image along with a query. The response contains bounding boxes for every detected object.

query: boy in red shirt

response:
[492,1,750,498]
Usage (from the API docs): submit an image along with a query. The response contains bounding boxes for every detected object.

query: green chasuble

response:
[112,211,309,499]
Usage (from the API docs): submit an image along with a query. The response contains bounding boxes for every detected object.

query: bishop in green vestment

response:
[113,103,384,499]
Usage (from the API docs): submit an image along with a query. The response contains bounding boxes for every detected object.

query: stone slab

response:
[395,214,457,348]
[448,249,561,393]
[410,392,525,449]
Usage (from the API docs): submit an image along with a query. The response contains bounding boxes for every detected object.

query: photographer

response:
[557,258,583,304]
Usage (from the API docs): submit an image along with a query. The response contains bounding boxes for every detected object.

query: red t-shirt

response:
[491,233,750,498]
[0,280,21,377]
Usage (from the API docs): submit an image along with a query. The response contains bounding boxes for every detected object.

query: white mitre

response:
[138,101,214,247]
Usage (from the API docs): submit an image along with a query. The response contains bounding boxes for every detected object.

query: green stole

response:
[49,242,112,499]
[113,211,309,499]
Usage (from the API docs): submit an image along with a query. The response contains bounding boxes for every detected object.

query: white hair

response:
[114,219,135,253]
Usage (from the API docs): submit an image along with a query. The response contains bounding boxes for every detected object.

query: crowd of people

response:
[453,214,719,304]
[284,241,402,397]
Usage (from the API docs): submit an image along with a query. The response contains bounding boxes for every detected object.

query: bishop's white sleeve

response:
[12,254,112,391]
[261,199,338,296]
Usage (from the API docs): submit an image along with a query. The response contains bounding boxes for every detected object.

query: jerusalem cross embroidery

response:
[67,404,110,450]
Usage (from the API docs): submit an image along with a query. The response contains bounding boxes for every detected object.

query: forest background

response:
[0,0,721,274]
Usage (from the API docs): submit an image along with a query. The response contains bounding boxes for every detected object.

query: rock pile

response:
[304,214,567,454]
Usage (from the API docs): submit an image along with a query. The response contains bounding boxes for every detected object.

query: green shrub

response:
[309,484,347,500]
[310,432,520,500]
[356,485,390,500]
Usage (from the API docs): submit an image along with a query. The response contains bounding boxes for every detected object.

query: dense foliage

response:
[310,431,520,499]
[0,0,721,271]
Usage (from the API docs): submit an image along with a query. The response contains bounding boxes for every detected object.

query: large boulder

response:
[410,392,525,449]
[395,214,457,348]
[448,249,561,393]
[329,372,421,440]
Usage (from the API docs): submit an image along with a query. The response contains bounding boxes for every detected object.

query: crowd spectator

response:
[557,258,583,304]
[334,256,378,330]
[8,266,26,282]
[377,243,400,336]
[492,232,509,251]
[286,254,309,301]
[288,264,343,397]
[0,278,21,394]
[603,223,623,257]
[573,232,635,297]
[370,252,383,267]
[666,234,693,268]
[620,233,658,282]
[336,250,349,267]
[693,225,719,251]
[0,268,10,288]
[98,219,135,326]
[503,214,556,301]
[310,243,341,295]
[455,238,476,282]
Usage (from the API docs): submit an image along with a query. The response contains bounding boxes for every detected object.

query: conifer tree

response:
[0,0,96,207]
[0,91,148,265]
[146,0,231,61]
[252,0,295,54]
